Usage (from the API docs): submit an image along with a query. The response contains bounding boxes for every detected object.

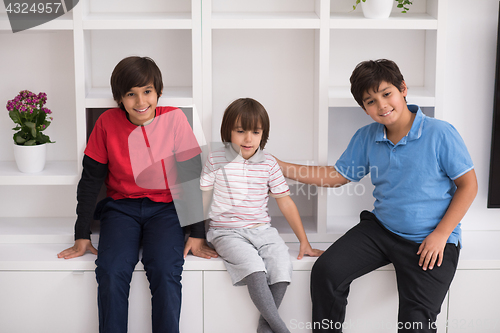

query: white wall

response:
[443,0,500,231]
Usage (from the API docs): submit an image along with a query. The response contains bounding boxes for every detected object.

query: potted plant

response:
[353,0,413,19]
[6,90,54,173]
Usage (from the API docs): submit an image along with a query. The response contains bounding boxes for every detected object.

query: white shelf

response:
[329,86,436,107]
[0,13,73,31]
[85,87,194,108]
[0,14,11,30]
[0,161,79,185]
[82,13,192,30]
[458,231,500,270]
[330,12,438,30]
[0,217,77,244]
[211,12,320,29]
[0,242,328,272]
[271,216,319,242]
[1,231,498,272]
[0,0,450,270]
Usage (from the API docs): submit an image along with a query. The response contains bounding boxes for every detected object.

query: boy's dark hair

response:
[350,59,406,109]
[220,98,270,150]
[110,56,163,111]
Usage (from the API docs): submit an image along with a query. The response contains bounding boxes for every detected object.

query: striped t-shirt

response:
[200,145,290,228]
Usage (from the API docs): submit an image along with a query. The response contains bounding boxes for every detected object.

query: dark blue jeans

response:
[95,198,185,333]
[311,210,459,333]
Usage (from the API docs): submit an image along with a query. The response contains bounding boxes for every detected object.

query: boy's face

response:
[120,84,161,125]
[230,120,263,159]
[361,81,409,129]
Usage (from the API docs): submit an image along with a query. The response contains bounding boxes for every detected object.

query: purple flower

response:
[7,90,54,144]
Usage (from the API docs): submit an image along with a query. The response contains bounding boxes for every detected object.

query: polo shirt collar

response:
[375,104,425,143]
[224,143,266,163]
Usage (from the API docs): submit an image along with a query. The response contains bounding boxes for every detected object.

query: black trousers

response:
[311,211,459,333]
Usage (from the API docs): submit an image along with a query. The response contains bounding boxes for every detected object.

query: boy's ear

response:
[400,81,408,96]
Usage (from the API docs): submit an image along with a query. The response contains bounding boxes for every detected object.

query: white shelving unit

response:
[9,2,500,332]
[325,0,447,239]
[0,0,447,242]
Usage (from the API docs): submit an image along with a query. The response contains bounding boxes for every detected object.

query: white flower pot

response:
[13,143,47,173]
[361,0,394,19]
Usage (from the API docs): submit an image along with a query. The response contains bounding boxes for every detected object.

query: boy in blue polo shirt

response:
[276,59,477,332]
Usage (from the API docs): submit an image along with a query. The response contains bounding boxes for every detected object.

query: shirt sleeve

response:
[268,157,290,198]
[84,117,109,165]
[75,155,108,240]
[334,126,371,182]
[200,153,216,191]
[437,122,474,180]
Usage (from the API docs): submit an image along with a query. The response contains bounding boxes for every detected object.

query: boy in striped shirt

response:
[201,98,323,333]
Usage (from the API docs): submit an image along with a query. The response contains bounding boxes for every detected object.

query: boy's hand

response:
[184,237,218,259]
[417,230,448,270]
[297,242,325,260]
[58,239,98,259]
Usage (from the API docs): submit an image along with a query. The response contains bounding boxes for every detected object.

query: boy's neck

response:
[385,106,416,145]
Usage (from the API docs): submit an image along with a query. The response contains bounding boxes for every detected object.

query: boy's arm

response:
[275,195,324,259]
[184,189,218,258]
[275,157,350,188]
[417,169,478,270]
[58,155,104,259]
[176,156,218,259]
[202,189,213,220]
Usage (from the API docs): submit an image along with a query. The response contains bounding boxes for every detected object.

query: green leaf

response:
[13,133,26,144]
[25,140,36,146]
[38,132,54,144]
[36,111,46,126]
[24,122,37,138]
[9,110,21,124]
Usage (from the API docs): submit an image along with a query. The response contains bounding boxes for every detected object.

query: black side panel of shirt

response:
[75,155,107,240]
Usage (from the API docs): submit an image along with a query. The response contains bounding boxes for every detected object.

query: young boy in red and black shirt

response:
[58,56,217,333]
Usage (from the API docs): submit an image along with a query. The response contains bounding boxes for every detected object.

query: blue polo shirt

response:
[335,105,474,245]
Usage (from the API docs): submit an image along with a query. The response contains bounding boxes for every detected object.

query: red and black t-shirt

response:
[85,106,201,203]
